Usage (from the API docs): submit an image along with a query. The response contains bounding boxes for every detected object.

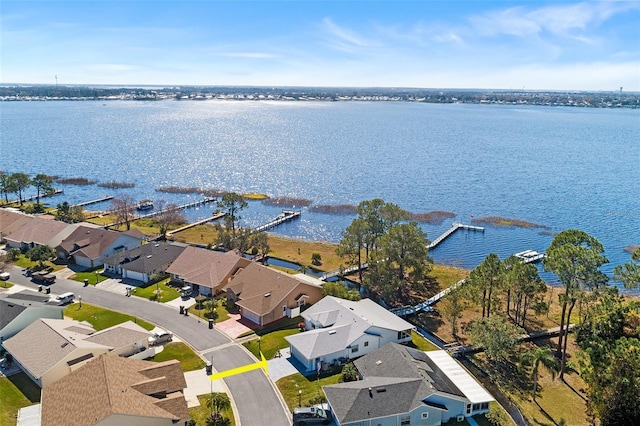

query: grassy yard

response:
[1,281,13,289]
[409,330,440,352]
[276,369,343,412]
[430,264,470,289]
[149,342,206,372]
[134,279,180,303]
[0,373,41,425]
[63,302,154,331]
[12,255,64,272]
[243,328,301,360]
[190,298,231,323]
[268,236,343,272]
[189,394,236,426]
[69,270,109,285]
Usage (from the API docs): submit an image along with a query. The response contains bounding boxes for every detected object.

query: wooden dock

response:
[254,210,301,233]
[321,263,368,281]
[137,197,217,219]
[0,189,63,207]
[166,212,226,237]
[72,196,114,208]
[427,222,484,250]
[390,278,466,317]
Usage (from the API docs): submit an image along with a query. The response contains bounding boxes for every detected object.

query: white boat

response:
[514,250,546,263]
[136,199,154,211]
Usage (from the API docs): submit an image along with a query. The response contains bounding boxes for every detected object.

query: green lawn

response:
[276,369,343,412]
[63,302,154,331]
[243,328,301,360]
[0,373,41,426]
[189,394,236,426]
[134,279,180,303]
[191,298,231,323]
[1,281,13,289]
[409,330,440,352]
[69,270,109,285]
[149,342,206,372]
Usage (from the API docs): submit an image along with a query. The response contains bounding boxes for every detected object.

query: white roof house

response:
[285,296,415,372]
[323,343,494,425]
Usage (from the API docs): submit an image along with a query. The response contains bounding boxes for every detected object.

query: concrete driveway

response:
[5,265,292,425]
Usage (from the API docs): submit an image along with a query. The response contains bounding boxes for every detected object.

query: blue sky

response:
[2,1,639,90]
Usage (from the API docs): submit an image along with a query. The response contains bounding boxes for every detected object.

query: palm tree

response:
[521,346,559,402]
[205,392,231,421]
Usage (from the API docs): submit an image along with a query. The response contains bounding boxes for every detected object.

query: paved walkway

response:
[216,313,254,339]
[184,368,228,408]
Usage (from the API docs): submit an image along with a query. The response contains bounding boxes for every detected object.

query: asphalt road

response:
[5,265,292,426]
[204,345,291,426]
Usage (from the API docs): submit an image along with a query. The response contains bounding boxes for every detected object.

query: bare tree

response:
[110,195,136,230]
[154,200,185,240]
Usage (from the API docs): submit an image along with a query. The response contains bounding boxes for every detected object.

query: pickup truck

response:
[31,272,56,284]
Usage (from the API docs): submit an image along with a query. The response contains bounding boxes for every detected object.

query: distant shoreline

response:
[2,85,639,109]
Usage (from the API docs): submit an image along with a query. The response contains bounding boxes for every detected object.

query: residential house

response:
[0,208,30,241]
[1,214,75,251]
[285,296,415,372]
[165,246,252,296]
[39,355,189,426]
[224,262,323,327]
[102,241,186,284]
[56,225,144,269]
[322,343,494,426]
[3,318,151,387]
[0,290,64,343]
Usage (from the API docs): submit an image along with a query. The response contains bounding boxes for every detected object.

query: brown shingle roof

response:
[58,226,126,259]
[166,246,250,290]
[2,215,69,245]
[41,356,188,426]
[227,263,320,316]
[0,208,29,231]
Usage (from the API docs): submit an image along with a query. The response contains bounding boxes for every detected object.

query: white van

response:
[53,292,74,305]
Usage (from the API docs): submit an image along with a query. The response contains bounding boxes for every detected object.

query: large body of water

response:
[1,100,639,288]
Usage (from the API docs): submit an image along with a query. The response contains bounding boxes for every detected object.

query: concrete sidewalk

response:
[184,368,229,408]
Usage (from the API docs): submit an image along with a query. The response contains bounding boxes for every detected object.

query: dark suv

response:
[292,406,332,425]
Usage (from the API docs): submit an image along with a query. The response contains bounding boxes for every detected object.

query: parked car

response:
[148,331,173,346]
[31,272,56,284]
[293,406,332,425]
[0,270,9,281]
[52,292,74,305]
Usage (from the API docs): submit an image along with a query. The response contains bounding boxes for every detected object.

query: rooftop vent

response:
[376,388,386,393]
[329,330,336,335]
[264,293,271,297]
[376,360,382,365]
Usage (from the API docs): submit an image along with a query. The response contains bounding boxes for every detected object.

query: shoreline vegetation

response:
[472,215,551,229]
[5,175,551,231]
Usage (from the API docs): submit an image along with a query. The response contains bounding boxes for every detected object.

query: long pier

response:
[321,222,485,281]
[72,196,114,208]
[137,197,217,219]
[0,189,63,207]
[390,278,467,317]
[428,222,484,250]
[166,212,226,237]
[254,210,301,233]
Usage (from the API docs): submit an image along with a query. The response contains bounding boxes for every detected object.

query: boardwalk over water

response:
[254,210,300,232]
[0,189,64,207]
[390,278,467,317]
[166,212,226,237]
[428,222,484,250]
[137,197,217,220]
[72,196,114,208]
[321,222,484,281]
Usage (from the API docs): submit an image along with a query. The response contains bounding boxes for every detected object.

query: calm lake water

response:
[1,100,639,288]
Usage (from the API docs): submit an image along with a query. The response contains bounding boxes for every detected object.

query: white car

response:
[148,331,173,346]
[0,271,10,281]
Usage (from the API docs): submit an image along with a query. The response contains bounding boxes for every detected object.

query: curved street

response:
[4,265,292,426]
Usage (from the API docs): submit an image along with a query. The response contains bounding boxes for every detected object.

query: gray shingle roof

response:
[103,242,185,274]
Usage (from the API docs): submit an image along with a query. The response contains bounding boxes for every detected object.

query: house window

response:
[466,404,472,414]
[481,402,489,410]
[283,306,287,314]
[364,341,369,347]
[397,330,410,340]
[351,344,359,353]
[400,415,411,425]
[421,412,429,419]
